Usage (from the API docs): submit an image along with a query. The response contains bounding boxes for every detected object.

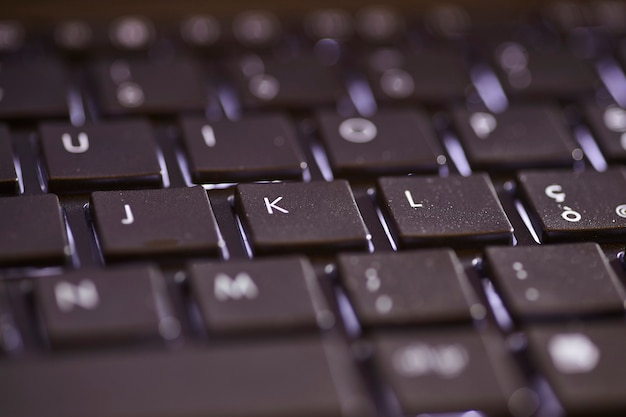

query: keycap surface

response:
[0,125,18,194]
[372,329,532,416]
[189,257,330,334]
[584,102,626,163]
[0,58,68,119]
[91,58,208,115]
[337,249,482,326]
[35,265,174,346]
[0,194,68,266]
[180,114,306,183]
[527,322,626,416]
[377,174,513,248]
[366,47,471,103]
[0,337,374,417]
[518,169,626,242]
[232,55,346,109]
[235,181,369,254]
[316,108,444,177]
[40,120,163,193]
[451,103,579,170]
[90,187,221,260]
[485,243,626,319]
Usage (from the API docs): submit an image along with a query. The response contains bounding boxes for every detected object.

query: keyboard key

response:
[180,114,306,183]
[90,187,221,261]
[517,169,626,242]
[492,42,597,98]
[35,265,176,346]
[1,337,374,417]
[0,194,68,266]
[372,329,535,416]
[337,249,483,326]
[0,58,68,119]
[317,108,444,177]
[583,102,626,163]
[235,181,369,254]
[527,322,626,416]
[366,47,472,103]
[0,125,18,194]
[0,284,21,353]
[451,103,580,170]
[40,120,163,193]
[91,58,208,115]
[232,54,346,109]
[485,243,626,320]
[377,174,513,248]
[108,16,155,50]
[189,257,332,334]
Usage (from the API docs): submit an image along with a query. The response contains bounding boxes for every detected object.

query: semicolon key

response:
[90,187,222,261]
[40,120,163,193]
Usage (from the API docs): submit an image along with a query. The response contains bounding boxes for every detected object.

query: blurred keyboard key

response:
[35,265,174,346]
[0,194,68,266]
[180,114,305,183]
[518,169,626,242]
[372,329,534,416]
[1,337,374,417]
[232,54,346,109]
[189,257,329,334]
[0,58,68,119]
[584,101,626,163]
[492,42,598,98]
[40,120,162,193]
[366,47,471,103]
[235,181,369,254]
[90,187,221,261]
[91,58,208,115]
[377,174,513,248]
[108,16,155,50]
[485,243,626,320]
[0,125,18,194]
[527,322,626,416]
[452,103,580,170]
[337,249,482,326]
[317,108,444,177]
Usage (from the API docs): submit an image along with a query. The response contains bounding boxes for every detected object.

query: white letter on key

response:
[121,204,134,225]
[264,196,289,214]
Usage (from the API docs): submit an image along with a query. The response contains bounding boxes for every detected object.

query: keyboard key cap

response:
[337,249,483,326]
[35,265,176,346]
[92,58,208,115]
[485,243,626,320]
[317,108,444,177]
[40,120,163,193]
[372,329,535,416]
[527,322,626,416]
[451,103,580,170]
[517,169,626,242]
[492,42,597,98]
[189,256,332,334]
[0,284,21,353]
[583,102,626,163]
[180,114,306,183]
[90,187,222,261]
[0,58,68,119]
[366,47,472,103]
[1,337,374,417]
[0,194,68,266]
[232,54,346,109]
[235,181,369,254]
[377,174,513,248]
[0,125,18,194]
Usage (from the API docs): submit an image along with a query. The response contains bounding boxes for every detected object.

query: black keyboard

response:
[2,3,626,417]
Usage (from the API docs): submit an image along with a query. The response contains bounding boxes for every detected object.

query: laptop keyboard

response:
[1,3,626,417]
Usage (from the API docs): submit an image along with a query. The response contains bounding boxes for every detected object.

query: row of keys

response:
[1,170,625,266]
[9,242,624,348]
[3,103,626,195]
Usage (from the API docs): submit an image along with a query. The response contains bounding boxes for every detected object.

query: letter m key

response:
[214,273,259,301]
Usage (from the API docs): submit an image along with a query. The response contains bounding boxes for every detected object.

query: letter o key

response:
[339,118,378,143]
